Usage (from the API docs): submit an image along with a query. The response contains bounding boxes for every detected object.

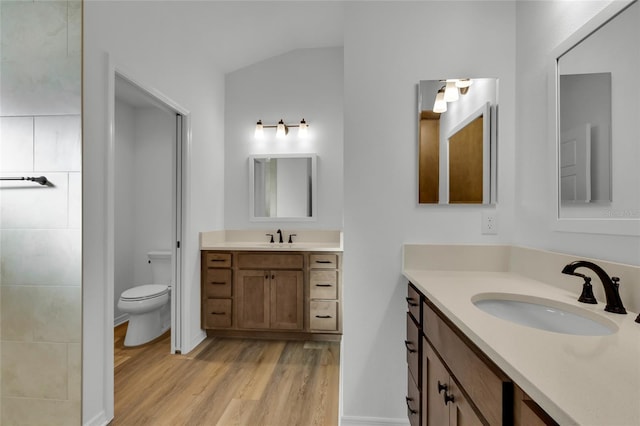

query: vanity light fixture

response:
[433,87,447,113]
[254,118,309,138]
[433,78,472,112]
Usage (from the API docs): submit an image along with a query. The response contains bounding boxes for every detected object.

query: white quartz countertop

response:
[403,269,640,425]
[199,230,343,252]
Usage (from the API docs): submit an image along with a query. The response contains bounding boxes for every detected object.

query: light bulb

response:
[455,78,472,88]
[276,119,287,138]
[254,120,264,138]
[444,81,459,102]
[298,119,308,137]
[433,88,447,113]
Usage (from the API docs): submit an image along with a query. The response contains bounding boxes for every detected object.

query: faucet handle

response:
[288,233,297,244]
[265,233,274,243]
[612,277,620,287]
[578,276,597,304]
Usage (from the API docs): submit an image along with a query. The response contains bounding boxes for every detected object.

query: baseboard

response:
[341,415,409,426]
[83,411,111,426]
[114,313,128,327]
[184,329,206,354]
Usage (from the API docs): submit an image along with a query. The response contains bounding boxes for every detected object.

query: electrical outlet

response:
[482,211,498,235]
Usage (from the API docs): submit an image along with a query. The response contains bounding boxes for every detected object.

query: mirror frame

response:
[549,0,640,236]
[249,153,317,222]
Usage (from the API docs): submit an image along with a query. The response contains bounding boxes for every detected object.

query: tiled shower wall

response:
[0,1,82,424]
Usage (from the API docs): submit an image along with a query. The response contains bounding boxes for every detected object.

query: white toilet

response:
[118,251,172,347]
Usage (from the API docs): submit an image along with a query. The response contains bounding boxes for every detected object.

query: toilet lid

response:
[121,284,169,301]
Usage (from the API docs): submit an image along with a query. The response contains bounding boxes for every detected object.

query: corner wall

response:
[342,2,516,422]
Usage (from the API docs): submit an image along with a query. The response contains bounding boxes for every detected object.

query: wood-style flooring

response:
[113,324,340,425]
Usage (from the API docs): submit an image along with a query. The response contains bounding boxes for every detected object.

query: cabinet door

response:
[449,379,484,426]
[270,270,303,330]
[237,270,270,329]
[423,338,449,426]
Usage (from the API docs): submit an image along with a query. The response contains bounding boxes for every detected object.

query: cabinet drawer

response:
[406,284,421,325]
[310,301,338,331]
[310,254,338,269]
[204,299,232,328]
[406,370,420,426]
[237,253,303,269]
[424,302,511,425]
[406,313,420,386]
[205,252,232,268]
[310,270,338,299]
[204,269,232,298]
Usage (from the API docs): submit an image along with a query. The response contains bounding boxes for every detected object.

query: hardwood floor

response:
[113,324,340,425]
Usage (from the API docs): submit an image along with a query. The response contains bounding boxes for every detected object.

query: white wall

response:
[514,0,640,266]
[83,2,225,424]
[113,101,174,322]
[342,2,516,422]
[224,47,344,230]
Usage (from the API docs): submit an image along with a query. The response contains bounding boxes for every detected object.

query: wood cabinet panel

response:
[204,268,232,298]
[205,252,232,268]
[310,270,338,299]
[237,270,270,329]
[424,302,508,425]
[237,253,303,269]
[407,371,421,426]
[407,284,421,324]
[309,254,338,268]
[310,301,338,331]
[406,313,420,386]
[270,270,303,330]
[204,299,232,328]
[514,385,558,426]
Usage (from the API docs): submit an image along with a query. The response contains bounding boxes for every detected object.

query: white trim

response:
[549,0,640,236]
[114,313,129,327]
[83,411,110,426]
[340,416,409,426]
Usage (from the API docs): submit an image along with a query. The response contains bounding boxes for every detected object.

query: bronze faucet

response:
[562,260,627,314]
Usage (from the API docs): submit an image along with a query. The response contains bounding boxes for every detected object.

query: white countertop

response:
[199,230,343,252]
[404,269,640,425]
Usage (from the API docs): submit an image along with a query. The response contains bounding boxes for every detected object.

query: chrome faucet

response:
[561,260,627,314]
[276,229,284,244]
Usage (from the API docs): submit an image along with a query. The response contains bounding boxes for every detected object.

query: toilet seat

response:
[121,284,169,301]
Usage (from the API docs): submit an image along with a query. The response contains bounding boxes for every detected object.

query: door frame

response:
[105,56,191,417]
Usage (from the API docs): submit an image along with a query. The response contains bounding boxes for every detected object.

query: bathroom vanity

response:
[200,231,342,341]
[403,244,640,426]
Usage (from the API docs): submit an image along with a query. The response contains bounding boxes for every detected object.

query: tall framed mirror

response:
[552,0,640,235]
[417,78,498,204]
[249,154,317,221]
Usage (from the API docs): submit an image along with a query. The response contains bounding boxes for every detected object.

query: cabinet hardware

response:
[438,381,448,394]
[210,281,226,285]
[316,284,332,287]
[315,315,332,319]
[404,340,417,353]
[405,297,418,307]
[405,397,418,415]
[444,391,455,405]
[315,260,332,264]
[272,274,275,279]
[210,311,226,315]
[210,259,226,262]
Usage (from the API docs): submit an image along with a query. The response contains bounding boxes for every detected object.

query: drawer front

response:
[310,270,338,299]
[310,254,338,269]
[406,284,421,325]
[406,370,421,426]
[205,252,232,268]
[310,301,338,331]
[204,269,232,298]
[237,253,303,269]
[424,303,509,425]
[204,299,232,328]
[406,313,420,386]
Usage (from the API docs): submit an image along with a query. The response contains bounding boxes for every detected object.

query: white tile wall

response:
[1,2,82,420]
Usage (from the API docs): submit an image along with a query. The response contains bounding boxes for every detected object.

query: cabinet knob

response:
[437,381,447,394]
[404,340,417,354]
[443,392,455,405]
[405,396,418,415]
[405,297,419,307]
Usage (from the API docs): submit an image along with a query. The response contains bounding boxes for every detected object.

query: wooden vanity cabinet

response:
[201,250,342,341]
[407,282,557,426]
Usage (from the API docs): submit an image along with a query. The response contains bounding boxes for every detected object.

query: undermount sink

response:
[472,293,617,336]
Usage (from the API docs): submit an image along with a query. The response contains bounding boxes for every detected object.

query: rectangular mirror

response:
[553,0,640,234]
[249,154,317,221]
[417,78,498,204]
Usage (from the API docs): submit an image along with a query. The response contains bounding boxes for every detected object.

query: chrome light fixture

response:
[433,78,472,112]
[254,118,310,138]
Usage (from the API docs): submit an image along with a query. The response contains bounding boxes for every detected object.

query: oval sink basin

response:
[472,293,617,336]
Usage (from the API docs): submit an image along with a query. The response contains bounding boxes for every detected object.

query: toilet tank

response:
[148,251,172,285]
